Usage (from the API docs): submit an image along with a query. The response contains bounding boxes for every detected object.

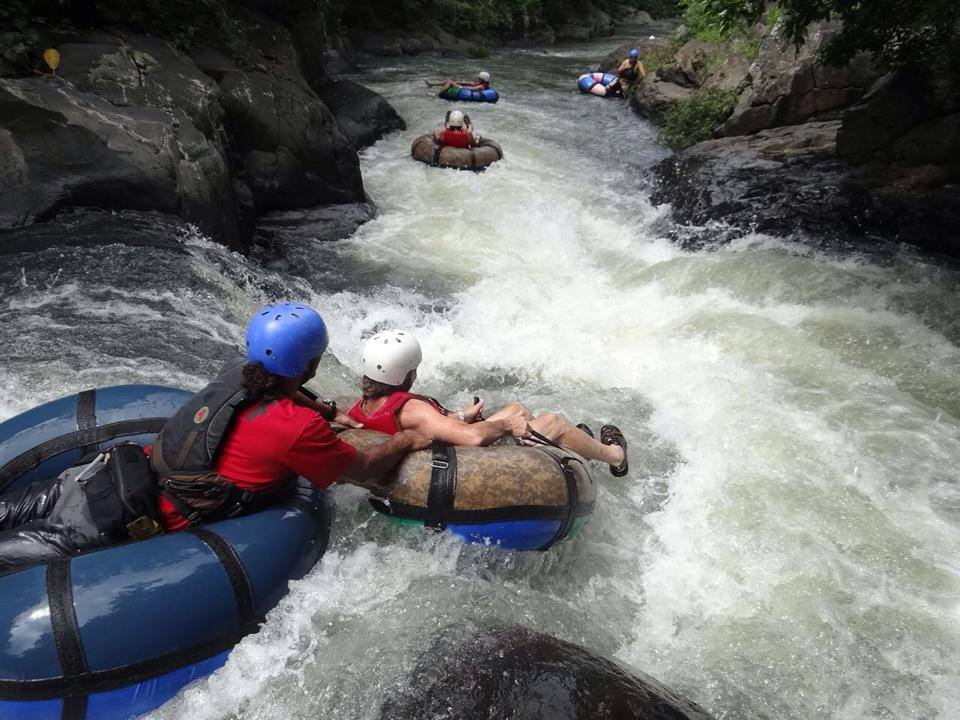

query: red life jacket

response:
[347,392,444,435]
[442,128,470,148]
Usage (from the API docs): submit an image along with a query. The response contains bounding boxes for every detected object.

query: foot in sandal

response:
[600,424,628,477]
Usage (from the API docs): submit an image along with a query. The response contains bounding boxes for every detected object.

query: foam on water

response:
[1,40,958,720]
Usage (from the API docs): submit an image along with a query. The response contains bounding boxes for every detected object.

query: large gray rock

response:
[652,121,960,256]
[630,75,693,121]
[0,75,242,246]
[381,623,713,720]
[219,70,363,211]
[55,33,225,136]
[315,80,405,151]
[720,21,878,137]
[553,1,616,41]
[211,10,364,211]
[838,64,960,164]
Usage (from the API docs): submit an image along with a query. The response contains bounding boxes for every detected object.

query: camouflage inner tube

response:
[410,134,504,171]
[339,428,596,550]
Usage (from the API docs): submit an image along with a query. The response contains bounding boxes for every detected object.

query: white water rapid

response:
[1,34,958,720]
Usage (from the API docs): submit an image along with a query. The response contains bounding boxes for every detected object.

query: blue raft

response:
[0,386,332,720]
[440,86,499,103]
[577,72,619,97]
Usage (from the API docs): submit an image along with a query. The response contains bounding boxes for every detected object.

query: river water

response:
[2,29,959,720]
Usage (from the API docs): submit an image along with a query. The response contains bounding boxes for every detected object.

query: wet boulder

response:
[214,10,364,211]
[630,75,693,121]
[219,70,364,211]
[0,74,242,247]
[315,80,406,151]
[381,623,713,720]
[651,120,960,256]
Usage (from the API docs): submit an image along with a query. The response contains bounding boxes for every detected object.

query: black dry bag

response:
[105,443,163,539]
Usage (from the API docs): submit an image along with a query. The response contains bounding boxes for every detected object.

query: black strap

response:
[432,144,442,167]
[190,528,255,625]
[160,488,203,526]
[61,694,88,720]
[75,390,97,459]
[540,455,580,550]
[424,441,457,530]
[0,417,168,491]
[46,559,89,678]
[469,147,477,170]
[526,429,563,450]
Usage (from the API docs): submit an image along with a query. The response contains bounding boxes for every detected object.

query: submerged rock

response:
[0,208,193,256]
[255,202,375,247]
[381,623,713,720]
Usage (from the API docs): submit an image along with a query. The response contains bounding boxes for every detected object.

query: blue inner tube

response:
[441,86,499,103]
[577,72,618,96]
[0,386,332,720]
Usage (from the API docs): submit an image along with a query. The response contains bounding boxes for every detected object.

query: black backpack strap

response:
[160,488,203,527]
[424,441,457,530]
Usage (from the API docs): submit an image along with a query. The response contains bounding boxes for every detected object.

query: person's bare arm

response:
[399,399,528,446]
[339,429,430,491]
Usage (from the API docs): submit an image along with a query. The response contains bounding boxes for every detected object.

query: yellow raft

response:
[410,134,504,171]
[339,429,596,550]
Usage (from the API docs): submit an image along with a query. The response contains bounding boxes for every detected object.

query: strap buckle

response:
[430,459,449,470]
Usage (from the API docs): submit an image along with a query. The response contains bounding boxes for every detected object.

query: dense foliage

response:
[0,0,678,44]
[659,87,738,149]
[0,0,236,47]
[678,0,960,66]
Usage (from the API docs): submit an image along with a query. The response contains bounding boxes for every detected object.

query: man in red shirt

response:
[153,303,429,529]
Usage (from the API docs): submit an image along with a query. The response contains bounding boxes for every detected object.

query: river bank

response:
[594,18,960,258]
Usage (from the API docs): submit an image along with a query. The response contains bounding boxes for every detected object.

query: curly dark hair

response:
[242,362,281,402]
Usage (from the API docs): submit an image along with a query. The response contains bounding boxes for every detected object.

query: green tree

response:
[678,0,960,66]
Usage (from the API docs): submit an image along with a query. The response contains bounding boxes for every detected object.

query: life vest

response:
[620,62,640,81]
[442,128,470,148]
[150,358,273,525]
[347,392,445,435]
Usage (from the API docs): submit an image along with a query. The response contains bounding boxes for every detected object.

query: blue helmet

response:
[245,303,329,377]
[629,48,639,59]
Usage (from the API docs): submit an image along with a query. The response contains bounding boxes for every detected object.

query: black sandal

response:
[576,423,594,438]
[600,424,628,477]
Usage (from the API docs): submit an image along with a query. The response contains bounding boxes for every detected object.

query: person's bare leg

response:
[486,401,534,422]
[528,413,623,466]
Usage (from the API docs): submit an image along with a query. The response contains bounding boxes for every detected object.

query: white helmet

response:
[447,109,465,128]
[362,330,422,386]
[478,71,490,82]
